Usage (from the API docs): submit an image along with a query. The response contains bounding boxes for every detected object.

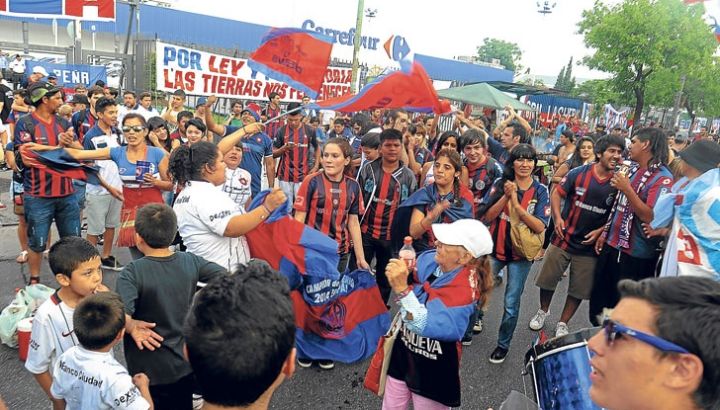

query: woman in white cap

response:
[382,219,494,409]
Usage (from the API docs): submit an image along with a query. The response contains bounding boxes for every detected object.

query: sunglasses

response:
[122,125,146,133]
[602,319,689,354]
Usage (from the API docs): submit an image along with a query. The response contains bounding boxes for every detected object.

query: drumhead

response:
[524,327,600,366]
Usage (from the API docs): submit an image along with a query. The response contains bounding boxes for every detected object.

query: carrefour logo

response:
[301,19,380,50]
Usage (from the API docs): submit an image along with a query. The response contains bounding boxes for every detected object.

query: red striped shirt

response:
[294,172,363,253]
[273,124,316,182]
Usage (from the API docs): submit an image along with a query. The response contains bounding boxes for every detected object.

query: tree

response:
[554,57,577,93]
[578,0,715,126]
[476,38,523,73]
[554,66,566,90]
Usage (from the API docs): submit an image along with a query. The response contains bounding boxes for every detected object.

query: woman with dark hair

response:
[420,131,468,186]
[147,116,179,155]
[185,118,207,146]
[402,149,474,253]
[169,141,286,273]
[29,113,173,259]
[383,219,494,409]
[551,136,596,184]
[477,143,550,363]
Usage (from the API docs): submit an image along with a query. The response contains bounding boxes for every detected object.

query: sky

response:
[169,0,720,81]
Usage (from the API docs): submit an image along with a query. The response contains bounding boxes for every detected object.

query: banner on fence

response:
[25,62,107,88]
[155,41,354,102]
[0,0,115,21]
[521,94,586,127]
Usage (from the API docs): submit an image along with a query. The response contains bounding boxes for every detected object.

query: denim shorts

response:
[23,194,81,252]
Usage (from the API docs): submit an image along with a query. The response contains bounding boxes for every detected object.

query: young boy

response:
[116,203,227,410]
[25,237,106,410]
[50,292,153,409]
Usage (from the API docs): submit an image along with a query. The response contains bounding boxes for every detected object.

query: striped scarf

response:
[604,163,659,249]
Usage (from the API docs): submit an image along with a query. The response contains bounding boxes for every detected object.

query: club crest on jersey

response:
[474,179,485,191]
[527,200,537,215]
[363,179,374,193]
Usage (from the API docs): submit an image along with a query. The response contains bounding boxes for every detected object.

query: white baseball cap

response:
[32,66,49,77]
[431,219,493,258]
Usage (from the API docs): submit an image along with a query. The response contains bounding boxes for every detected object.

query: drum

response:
[524,327,602,410]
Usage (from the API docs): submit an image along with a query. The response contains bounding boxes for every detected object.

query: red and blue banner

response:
[246,192,390,363]
[0,0,115,21]
[249,28,334,100]
[311,61,451,114]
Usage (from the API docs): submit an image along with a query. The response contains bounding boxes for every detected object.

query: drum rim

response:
[524,327,600,365]
[525,341,589,368]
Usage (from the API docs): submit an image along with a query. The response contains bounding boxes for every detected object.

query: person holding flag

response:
[272,102,320,205]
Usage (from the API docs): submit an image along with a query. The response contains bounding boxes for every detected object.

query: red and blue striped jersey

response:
[263,105,283,140]
[358,159,417,240]
[466,156,502,217]
[71,109,97,145]
[484,179,550,262]
[273,124,318,183]
[605,165,673,258]
[294,172,364,254]
[553,164,616,255]
[14,113,75,198]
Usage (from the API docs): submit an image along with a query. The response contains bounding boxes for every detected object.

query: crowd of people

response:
[0,69,718,410]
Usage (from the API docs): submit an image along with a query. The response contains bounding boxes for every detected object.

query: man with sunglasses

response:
[588,276,720,410]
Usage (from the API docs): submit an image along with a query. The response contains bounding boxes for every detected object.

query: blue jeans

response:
[24,194,81,252]
[492,257,533,350]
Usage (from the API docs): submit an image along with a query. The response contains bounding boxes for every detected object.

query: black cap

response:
[678,140,720,174]
[27,81,62,103]
[70,94,90,105]
[286,101,302,114]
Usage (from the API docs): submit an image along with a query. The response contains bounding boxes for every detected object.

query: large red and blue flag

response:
[0,0,115,20]
[249,28,334,100]
[246,192,390,363]
[311,61,451,114]
[19,146,101,186]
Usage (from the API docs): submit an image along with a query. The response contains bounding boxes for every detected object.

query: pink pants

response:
[381,376,450,410]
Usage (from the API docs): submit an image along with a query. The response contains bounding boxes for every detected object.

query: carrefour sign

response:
[301,19,381,50]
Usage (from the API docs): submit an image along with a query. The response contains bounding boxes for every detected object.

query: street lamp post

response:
[350,0,365,93]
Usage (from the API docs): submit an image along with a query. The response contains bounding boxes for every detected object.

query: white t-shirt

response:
[25,296,78,375]
[85,131,123,195]
[51,346,150,410]
[135,105,160,122]
[222,167,252,210]
[174,181,249,272]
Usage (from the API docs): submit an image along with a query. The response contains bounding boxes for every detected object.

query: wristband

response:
[394,285,413,303]
[261,204,272,215]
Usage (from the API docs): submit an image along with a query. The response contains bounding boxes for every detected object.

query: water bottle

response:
[399,236,416,272]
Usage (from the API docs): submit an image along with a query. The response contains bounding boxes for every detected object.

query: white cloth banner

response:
[155,41,353,102]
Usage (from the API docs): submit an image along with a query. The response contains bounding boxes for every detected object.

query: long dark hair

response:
[168,141,219,186]
[568,136,595,169]
[503,143,537,181]
[467,255,493,309]
[147,116,173,151]
[434,131,461,155]
[434,148,464,206]
[634,127,669,167]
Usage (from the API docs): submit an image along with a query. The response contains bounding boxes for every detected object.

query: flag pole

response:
[262,105,304,126]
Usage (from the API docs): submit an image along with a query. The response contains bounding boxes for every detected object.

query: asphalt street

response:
[0,172,594,410]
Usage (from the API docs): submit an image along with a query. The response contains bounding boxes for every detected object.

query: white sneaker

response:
[529,309,549,331]
[555,322,569,338]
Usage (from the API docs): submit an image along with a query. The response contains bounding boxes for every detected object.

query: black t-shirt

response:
[116,252,226,385]
[0,83,12,123]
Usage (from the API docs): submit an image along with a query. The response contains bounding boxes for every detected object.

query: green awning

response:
[437,83,536,111]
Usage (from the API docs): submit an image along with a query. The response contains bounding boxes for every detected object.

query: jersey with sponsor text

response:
[273,124,317,183]
[553,164,616,255]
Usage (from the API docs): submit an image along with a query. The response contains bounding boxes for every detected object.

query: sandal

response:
[16,250,28,264]
[28,276,41,285]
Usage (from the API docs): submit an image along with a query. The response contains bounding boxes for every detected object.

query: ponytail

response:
[467,255,493,309]
[168,141,219,187]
